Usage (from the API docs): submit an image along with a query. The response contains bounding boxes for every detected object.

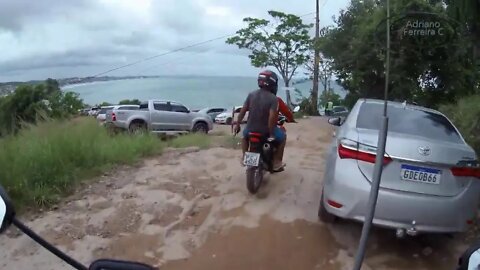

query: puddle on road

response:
[163,217,343,270]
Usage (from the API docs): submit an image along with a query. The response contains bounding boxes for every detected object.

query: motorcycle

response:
[0,185,156,270]
[242,114,290,194]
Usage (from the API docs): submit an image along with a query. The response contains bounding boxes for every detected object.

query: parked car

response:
[106,100,213,134]
[215,106,248,125]
[88,107,100,117]
[101,105,139,125]
[331,106,349,117]
[96,106,115,124]
[319,98,480,235]
[198,107,227,121]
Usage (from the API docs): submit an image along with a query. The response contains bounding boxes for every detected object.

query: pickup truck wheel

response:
[192,122,208,134]
[129,122,147,135]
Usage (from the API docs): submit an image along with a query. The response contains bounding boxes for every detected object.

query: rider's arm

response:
[236,95,250,126]
[268,99,279,137]
[278,97,294,122]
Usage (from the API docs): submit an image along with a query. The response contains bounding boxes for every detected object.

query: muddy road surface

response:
[0,117,471,270]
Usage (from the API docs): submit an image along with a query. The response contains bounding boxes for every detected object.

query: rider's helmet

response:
[258,69,279,95]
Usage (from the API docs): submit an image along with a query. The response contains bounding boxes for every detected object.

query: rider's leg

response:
[273,127,286,170]
[240,128,248,166]
[278,133,287,163]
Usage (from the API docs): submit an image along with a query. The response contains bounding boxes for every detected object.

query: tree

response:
[447,0,480,93]
[305,49,335,100]
[118,99,141,105]
[45,78,60,95]
[98,102,112,107]
[226,11,312,88]
[320,0,474,108]
[0,79,84,135]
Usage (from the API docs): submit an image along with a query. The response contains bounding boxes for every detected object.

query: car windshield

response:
[356,103,462,143]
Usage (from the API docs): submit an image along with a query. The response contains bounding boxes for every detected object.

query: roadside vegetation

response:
[440,95,480,154]
[167,134,211,149]
[0,118,164,209]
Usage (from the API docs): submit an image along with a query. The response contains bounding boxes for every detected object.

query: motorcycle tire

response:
[246,162,264,194]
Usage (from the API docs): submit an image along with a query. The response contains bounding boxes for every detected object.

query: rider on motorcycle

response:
[276,96,295,165]
[234,69,286,172]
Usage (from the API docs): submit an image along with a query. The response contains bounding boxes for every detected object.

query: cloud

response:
[0,0,349,82]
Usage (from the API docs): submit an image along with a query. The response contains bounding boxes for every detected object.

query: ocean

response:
[63,76,346,110]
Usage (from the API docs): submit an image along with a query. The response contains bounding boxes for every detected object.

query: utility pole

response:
[352,0,391,269]
[311,0,320,115]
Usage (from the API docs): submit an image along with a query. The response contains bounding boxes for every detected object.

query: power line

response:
[138,15,318,74]
[90,11,316,78]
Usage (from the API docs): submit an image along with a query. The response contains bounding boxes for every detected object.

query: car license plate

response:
[244,152,260,167]
[400,164,441,184]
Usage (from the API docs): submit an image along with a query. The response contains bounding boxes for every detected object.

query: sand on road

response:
[0,117,470,270]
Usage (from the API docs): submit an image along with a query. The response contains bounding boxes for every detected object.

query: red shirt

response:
[278,97,294,122]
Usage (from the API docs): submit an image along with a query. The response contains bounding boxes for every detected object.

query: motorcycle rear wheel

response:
[246,162,264,194]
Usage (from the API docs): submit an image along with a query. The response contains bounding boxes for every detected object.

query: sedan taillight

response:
[338,139,392,165]
[111,113,116,121]
[451,167,480,178]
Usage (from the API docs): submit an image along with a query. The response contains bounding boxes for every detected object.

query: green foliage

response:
[118,99,141,105]
[439,94,480,155]
[320,0,476,109]
[0,118,164,209]
[0,79,84,135]
[226,10,312,86]
[98,101,112,107]
[167,134,211,149]
[319,91,342,107]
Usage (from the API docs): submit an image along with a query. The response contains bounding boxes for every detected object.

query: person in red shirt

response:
[276,96,295,167]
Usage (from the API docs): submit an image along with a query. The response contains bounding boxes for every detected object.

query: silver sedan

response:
[319,99,480,235]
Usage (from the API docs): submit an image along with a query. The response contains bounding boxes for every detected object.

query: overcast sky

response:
[0,0,349,82]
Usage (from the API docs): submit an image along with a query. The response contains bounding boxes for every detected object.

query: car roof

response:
[361,98,442,115]
[114,104,139,108]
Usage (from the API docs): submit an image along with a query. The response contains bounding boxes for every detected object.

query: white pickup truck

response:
[106,100,213,134]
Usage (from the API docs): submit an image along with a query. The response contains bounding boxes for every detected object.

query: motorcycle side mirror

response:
[327,117,342,126]
[89,259,156,270]
[0,184,15,234]
[293,106,300,113]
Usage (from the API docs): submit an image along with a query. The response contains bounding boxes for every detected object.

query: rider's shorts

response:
[243,126,286,142]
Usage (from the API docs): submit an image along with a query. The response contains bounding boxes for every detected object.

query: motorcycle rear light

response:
[451,167,480,178]
[249,137,260,143]
[338,139,392,165]
[111,113,116,121]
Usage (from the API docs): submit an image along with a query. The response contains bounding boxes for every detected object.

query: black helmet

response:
[258,69,279,95]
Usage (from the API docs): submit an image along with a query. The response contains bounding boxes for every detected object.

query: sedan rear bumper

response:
[323,159,480,233]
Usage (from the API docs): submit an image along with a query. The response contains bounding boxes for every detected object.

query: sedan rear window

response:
[98,108,110,114]
[356,103,462,143]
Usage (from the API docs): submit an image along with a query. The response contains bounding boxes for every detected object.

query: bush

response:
[0,118,164,209]
[439,95,480,155]
[0,80,84,135]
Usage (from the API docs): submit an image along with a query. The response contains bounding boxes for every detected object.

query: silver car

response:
[320,99,480,234]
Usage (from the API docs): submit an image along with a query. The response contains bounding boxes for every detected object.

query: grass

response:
[0,118,166,210]
[167,133,211,149]
[439,94,480,155]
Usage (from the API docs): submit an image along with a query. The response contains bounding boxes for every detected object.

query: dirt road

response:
[0,117,470,269]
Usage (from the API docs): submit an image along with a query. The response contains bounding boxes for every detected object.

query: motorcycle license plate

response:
[244,152,261,167]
